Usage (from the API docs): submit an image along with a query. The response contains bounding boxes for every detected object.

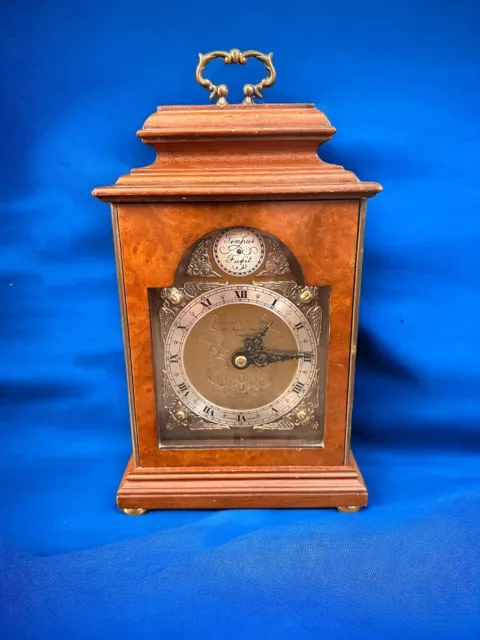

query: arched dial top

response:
[164,285,317,427]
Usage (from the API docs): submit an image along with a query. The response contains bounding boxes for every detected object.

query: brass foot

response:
[337,505,362,513]
[122,507,148,516]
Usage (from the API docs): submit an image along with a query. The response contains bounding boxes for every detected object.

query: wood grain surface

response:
[93,104,381,202]
[117,454,368,510]
[116,200,359,468]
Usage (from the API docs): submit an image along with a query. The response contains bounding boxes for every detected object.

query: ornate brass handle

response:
[195,49,276,106]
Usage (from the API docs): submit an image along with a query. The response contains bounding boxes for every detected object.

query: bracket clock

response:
[93,49,382,513]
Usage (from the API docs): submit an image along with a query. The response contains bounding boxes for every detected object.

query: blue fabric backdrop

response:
[1,0,479,638]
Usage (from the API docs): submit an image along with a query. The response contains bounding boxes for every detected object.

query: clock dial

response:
[164,285,317,427]
[213,227,265,276]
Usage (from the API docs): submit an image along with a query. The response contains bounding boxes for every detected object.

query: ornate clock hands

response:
[247,351,312,367]
[232,322,274,369]
[232,348,312,369]
[241,321,273,355]
[233,321,312,369]
[254,351,311,366]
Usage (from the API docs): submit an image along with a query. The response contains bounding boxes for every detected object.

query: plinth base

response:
[116,454,368,511]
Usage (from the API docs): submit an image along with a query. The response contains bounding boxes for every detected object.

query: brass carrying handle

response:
[195,49,276,106]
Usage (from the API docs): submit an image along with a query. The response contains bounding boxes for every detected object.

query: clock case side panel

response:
[114,200,363,472]
[111,205,140,465]
[344,199,366,464]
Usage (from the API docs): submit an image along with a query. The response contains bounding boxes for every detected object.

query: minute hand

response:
[251,351,311,366]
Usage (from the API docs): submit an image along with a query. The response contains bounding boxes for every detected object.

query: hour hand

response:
[242,322,274,354]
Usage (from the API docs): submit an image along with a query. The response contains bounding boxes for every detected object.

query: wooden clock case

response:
[93,102,382,512]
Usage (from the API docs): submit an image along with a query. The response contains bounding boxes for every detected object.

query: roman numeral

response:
[203,405,214,417]
[271,298,278,308]
[200,298,212,308]
[235,290,248,299]
[272,407,279,413]
[237,414,246,422]
[292,381,305,394]
[177,325,186,330]
[170,355,178,364]
[294,322,304,330]
[178,382,188,395]
[302,353,313,363]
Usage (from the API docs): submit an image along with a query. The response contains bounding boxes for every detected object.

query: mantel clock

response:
[93,49,382,513]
